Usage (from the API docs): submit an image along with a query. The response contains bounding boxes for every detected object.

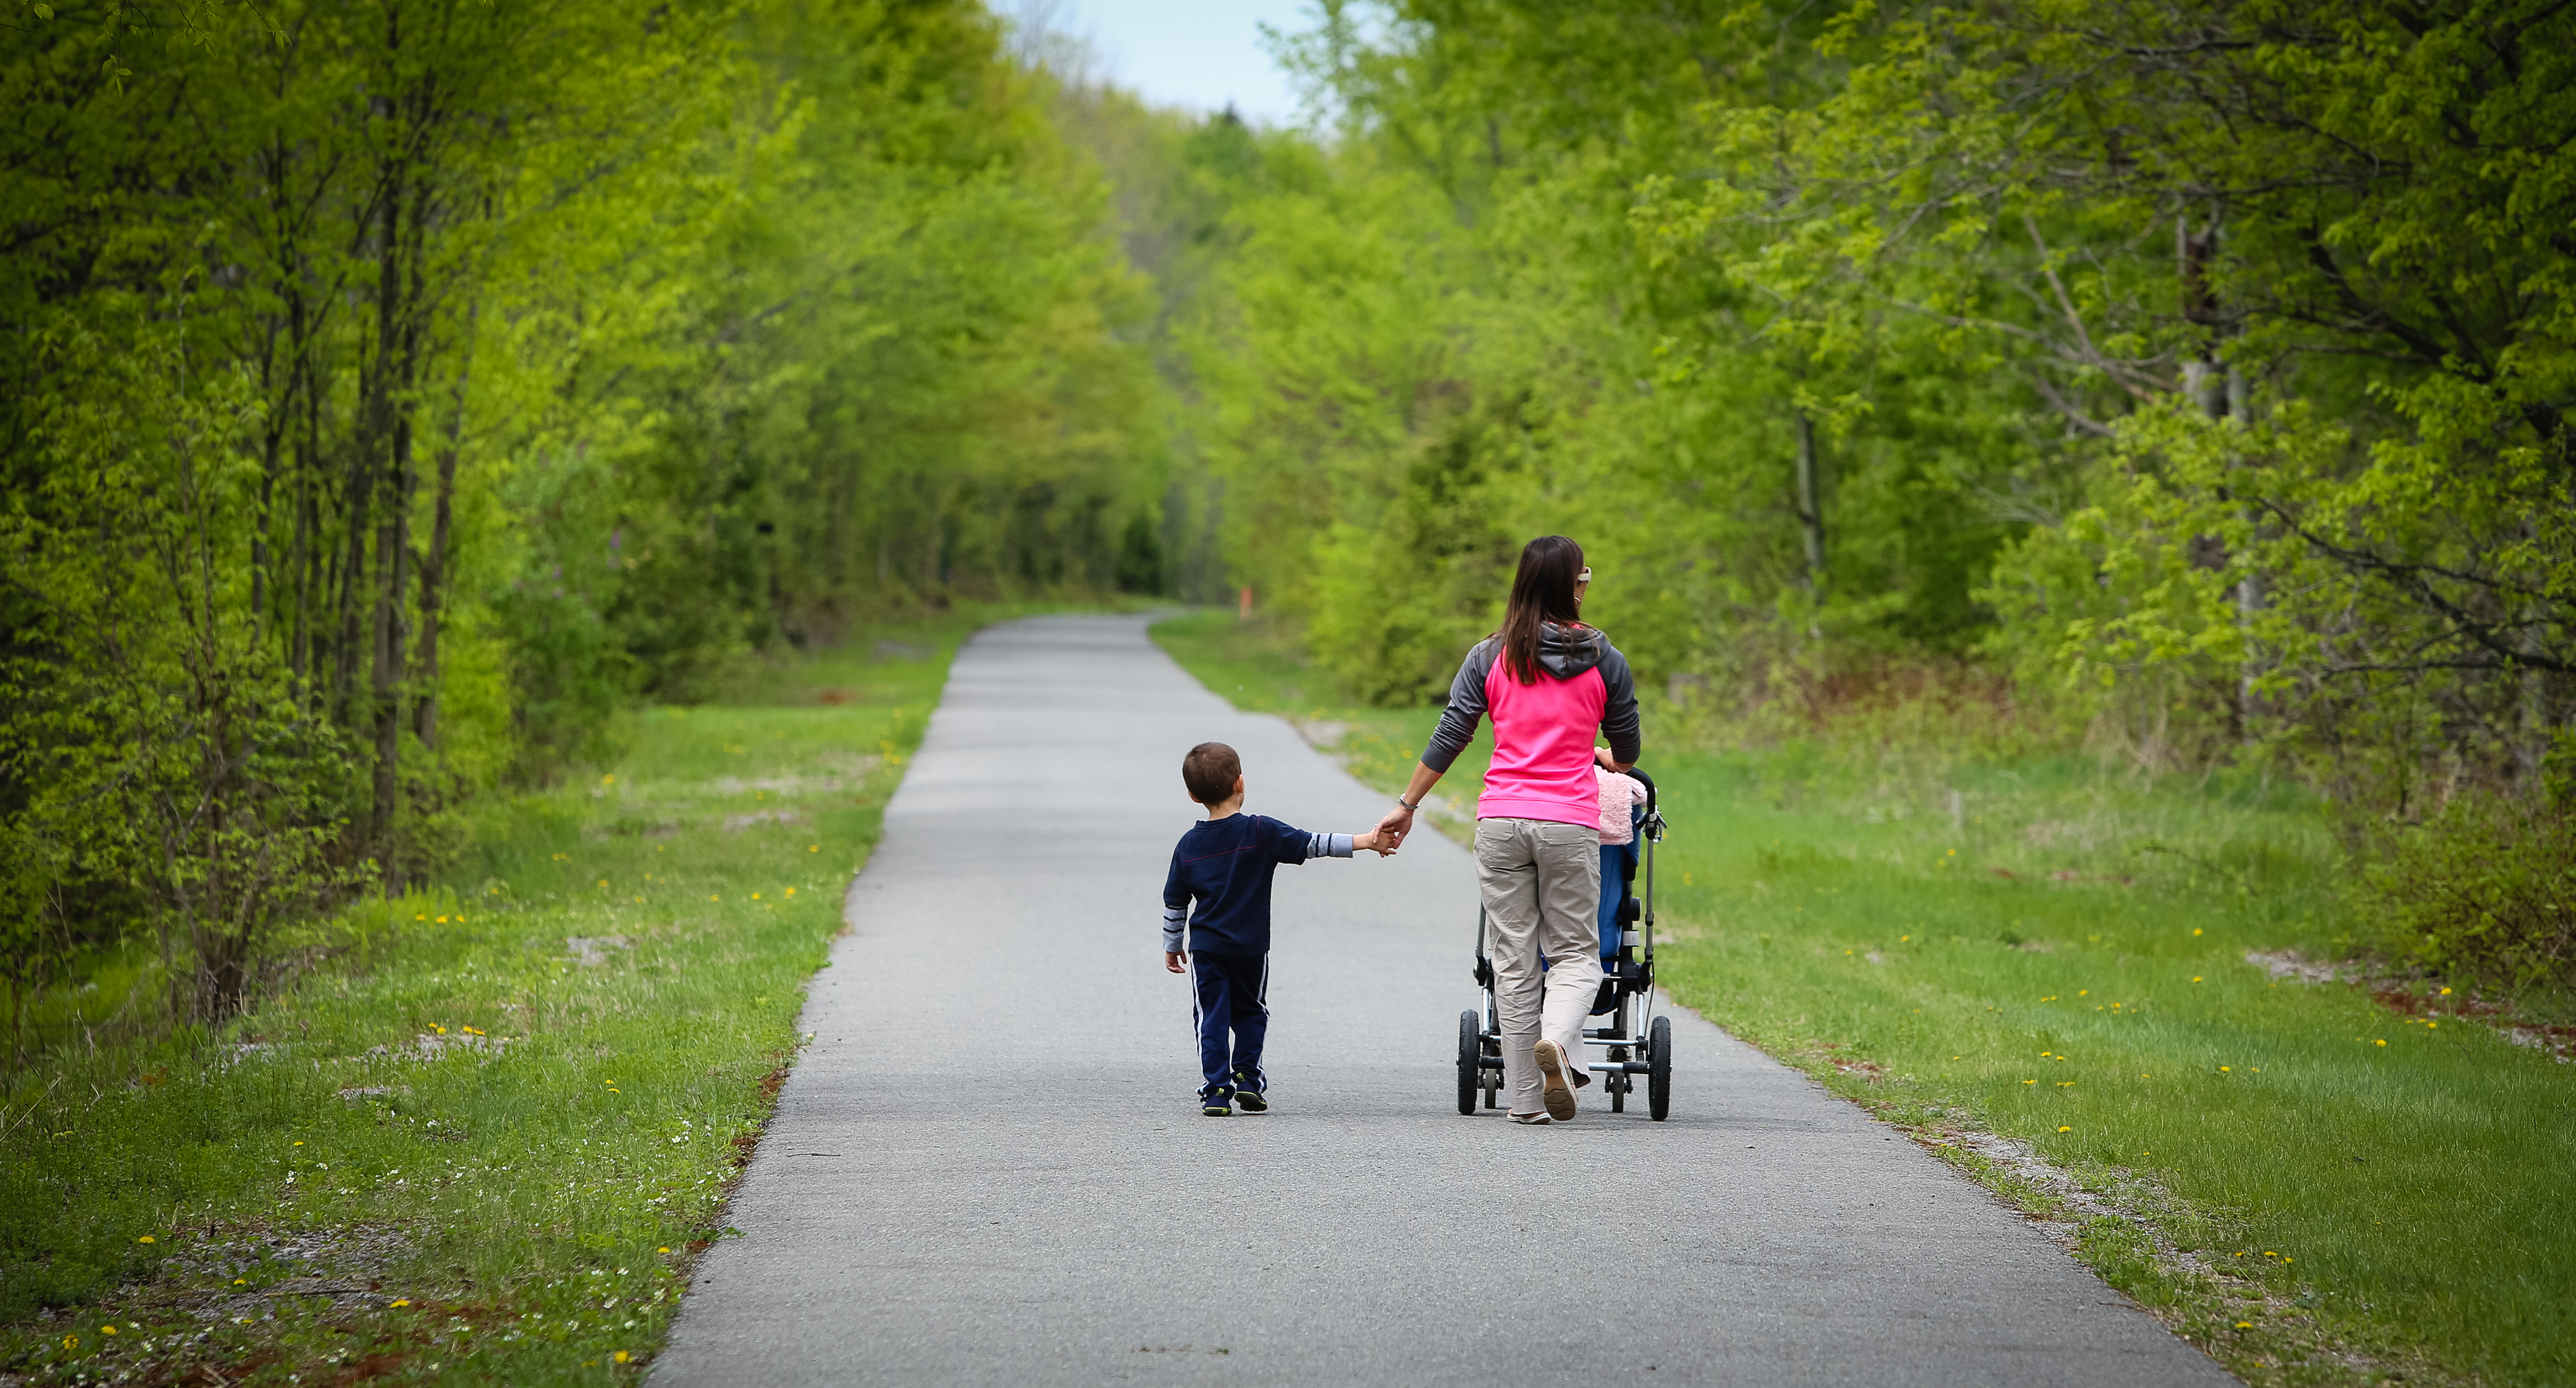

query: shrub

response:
[2359,796,2576,993]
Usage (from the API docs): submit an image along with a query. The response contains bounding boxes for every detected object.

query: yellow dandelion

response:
[2439,986,2452,996]
[234,1278,246,1285]
[784,887,795,897]
[292,1140,303,1146]
[598,879,609,888]
[2374,1038,2387,1047]
[393,1299,411,1308]
[101,1326,116,1336]
[436,915,448,923]
[63,1335,79,1350]
[602,774,616,786]
[809,845,820,852]
[2023,1079,2036,1085]
[752,893,762,900]
[658,1247,671,1254]
[2192,976,2203,982]
[2426,1021,2437,1029]
[2236,1321,2252,1329]
[2057,1126,2070,1132]
[416,913,427,921]
[616,1351,632,1364]
[137,1235,154,1244]
[709,894,720,902]
[2220,1066,2231,1072]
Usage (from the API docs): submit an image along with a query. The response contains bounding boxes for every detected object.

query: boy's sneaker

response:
[1201,1086,1232,1116]
[1230,1069,1267,1113]
[1533,1040,1579,1121]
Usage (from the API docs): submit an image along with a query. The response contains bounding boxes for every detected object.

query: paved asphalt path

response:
[652,615,2235,1387]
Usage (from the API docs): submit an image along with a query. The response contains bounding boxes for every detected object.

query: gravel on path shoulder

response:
[651,615,2237,1388]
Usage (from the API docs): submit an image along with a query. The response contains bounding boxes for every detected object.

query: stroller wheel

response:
[1648,1015,1673,1121]
[1456,1010,1480,1115]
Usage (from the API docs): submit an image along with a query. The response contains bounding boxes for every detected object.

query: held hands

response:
[1375,803,1415,853]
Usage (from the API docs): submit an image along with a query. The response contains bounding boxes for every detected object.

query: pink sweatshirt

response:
[1420,623,1642,827]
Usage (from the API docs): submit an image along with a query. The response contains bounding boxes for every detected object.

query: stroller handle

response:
[1622,764,1657,814]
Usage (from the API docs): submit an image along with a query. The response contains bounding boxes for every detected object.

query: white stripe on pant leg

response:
[1251,954,1269,1092]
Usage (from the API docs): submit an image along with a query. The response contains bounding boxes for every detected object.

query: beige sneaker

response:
[1534,1040,1579,1121]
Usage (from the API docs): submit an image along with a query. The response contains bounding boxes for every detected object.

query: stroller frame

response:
[1456,768,1672,1120]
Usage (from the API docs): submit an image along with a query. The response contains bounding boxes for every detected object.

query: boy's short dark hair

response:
[1182,742,1241,806]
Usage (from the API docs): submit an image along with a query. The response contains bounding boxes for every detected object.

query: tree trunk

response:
[1793,407,1826,593]
[2182,213,2265,734]
[414,355,468,751]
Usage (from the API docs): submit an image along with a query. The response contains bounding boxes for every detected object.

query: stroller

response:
[1456,768,1672,1120]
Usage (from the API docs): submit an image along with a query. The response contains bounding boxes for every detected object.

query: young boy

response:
[1161,741,1390,1116]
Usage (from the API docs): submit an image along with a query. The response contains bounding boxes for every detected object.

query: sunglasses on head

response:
[1577,566,1592,583]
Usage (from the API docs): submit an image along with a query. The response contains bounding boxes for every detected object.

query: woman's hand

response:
[1382,761,1444,852]
[1374,804,1415,852]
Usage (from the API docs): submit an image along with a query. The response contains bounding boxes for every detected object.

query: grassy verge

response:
[0,615,983,1386]
[1151,609,2576,1388]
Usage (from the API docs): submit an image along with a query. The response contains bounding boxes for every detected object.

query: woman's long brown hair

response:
[1497,536,1585,684]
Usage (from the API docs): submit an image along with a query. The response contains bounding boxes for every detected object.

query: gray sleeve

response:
[1598,644,1641,766]
[1420,641,1497,773]
[1304,831,1354,859]
[1161,904,1188,954]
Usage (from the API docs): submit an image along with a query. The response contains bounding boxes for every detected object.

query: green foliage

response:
[1129,0,2575,857]
[2359,796,2576,995]
[1,0,1165,1036]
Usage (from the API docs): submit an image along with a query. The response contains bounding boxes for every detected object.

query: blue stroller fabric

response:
[1597,840,1638,958]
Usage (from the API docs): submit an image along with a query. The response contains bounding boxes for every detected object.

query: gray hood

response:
[1419,621,1641,774]
[1533,621,1607,680]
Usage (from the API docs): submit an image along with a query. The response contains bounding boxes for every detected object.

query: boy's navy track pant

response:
[1190,950,1268,1101]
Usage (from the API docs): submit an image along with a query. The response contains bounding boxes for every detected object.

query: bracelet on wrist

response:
[1398,796,1420,811]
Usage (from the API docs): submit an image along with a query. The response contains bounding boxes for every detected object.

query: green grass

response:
[0,617,977,1387]
[1151,609,2576,1388]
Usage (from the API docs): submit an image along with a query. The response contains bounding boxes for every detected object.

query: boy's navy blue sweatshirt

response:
[1161,813,1353,955]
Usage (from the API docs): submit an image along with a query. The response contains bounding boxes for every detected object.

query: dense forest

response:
[5,0,2571,1034]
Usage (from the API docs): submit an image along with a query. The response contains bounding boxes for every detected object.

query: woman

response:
[1377,536,1641,1123]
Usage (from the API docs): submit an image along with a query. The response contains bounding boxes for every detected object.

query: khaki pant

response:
[1476,817,1602,1117]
